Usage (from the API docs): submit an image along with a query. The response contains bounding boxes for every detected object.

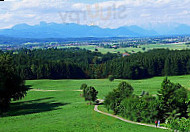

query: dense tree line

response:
[1,48,190,80]
[5,48,120,80]
[105,49,190,79]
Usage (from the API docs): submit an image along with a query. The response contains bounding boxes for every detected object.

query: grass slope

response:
[1,75,190,132]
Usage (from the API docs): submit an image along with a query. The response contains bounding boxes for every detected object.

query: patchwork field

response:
[63,43,190,54]
[1,75,190,132]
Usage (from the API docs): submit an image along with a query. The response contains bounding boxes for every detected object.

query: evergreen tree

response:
[0,55,28,114]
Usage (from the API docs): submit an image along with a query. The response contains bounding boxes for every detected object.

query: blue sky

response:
[0,0,190,29]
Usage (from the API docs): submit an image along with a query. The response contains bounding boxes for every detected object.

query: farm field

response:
[1,75,190,132]
[63,43,190,54]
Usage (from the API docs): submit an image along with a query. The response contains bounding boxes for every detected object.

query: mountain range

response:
[0,22,190,38]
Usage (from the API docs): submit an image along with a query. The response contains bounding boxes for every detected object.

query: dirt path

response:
[31,89,167,129]
[94,100,168,130]
[30,89,82,92]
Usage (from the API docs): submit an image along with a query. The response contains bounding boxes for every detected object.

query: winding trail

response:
[94,100,168,130]
[30,89,82,92]
[31,89,168,129]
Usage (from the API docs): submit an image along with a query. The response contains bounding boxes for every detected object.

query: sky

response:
[0,0,190,29]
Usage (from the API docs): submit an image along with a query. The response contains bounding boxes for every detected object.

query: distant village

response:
[0,36,190,51]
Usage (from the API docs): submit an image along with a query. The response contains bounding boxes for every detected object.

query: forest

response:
[1,48,190,80]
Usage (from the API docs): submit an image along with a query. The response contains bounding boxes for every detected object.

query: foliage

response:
[187,100,190,117]
[104,81,158,123]
[3,48,190,80]
[104,78,189,124]
[167,118,190,132]
[104,89,121,114]
[104,81,134,114]
[118,82,134,98]
[142,47,146,51]
[10,48,119,80]
[80,83,87,90]
[83,86,98,102]
[0,55,27,114]
[158,78,188,121]
[120,95,158,123]
[108,75,115,82]
[106,49,190,79]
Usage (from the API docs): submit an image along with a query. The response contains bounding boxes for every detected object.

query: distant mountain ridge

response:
[0,22,158,38]
[0,22,190,38]
[149,23,190,35]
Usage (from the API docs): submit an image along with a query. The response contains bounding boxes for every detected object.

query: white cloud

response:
[0,0,190,29]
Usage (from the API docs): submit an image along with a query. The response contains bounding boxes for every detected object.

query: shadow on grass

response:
[13,97,55,104]
[3,97,70,117]
[25,85,33,91]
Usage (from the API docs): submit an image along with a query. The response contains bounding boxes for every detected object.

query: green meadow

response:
[1,75,190,132]
[63,43,190,54]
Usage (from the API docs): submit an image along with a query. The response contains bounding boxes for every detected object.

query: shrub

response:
[120,95,158,123]
[104,81,134,114]
[108,75,115,82]
[83,86,98,102]
[167,118,190,132]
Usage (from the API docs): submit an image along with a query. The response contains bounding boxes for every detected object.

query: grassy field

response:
[62,43,190,54]
[27,75,189,99]
[1,75,190,132]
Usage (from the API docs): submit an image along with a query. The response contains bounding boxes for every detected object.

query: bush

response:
[83,86,98,102]
[158,78,188,121]
[104,81,134,114]
[167,118,190,132]
[108,75,115,82]
[104,78,189,124]
[120,95,158,123]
